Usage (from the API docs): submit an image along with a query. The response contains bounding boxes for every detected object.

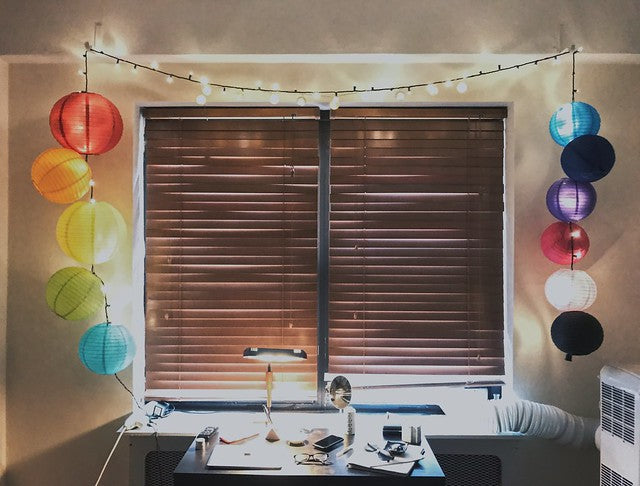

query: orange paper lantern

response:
[56,201,127,264]
[31,148,92,204]
[49,92,123,155]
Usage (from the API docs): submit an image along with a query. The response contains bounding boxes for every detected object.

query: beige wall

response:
[0,57,8,486]
[4,56,640,485]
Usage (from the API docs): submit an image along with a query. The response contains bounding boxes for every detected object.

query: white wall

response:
[1,0,640,56]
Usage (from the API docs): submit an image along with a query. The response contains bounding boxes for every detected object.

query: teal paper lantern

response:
[78,322,136,374]
[549,102,600,146]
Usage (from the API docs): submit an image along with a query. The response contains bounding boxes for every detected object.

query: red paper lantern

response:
[540,222,590,265]
[49,92,123,155]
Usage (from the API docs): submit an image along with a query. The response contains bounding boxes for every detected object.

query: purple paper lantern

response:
[546,178,597,222]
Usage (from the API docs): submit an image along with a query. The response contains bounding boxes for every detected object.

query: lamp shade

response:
[545,178,596,222]
[78,322,136,374]
[544,269,597,311]
[56,201,127,264]
[550,311,603,361]
[549,102,600,146]
[561,135,615,182]
[49,92,123,155]
[31,148,92,204]
[45,267,104,320]
[540,222,589,265]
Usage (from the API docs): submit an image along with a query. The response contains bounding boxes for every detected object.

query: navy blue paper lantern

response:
[78,322,136,374]
[561,135,615,182]
[546,177,597,222]
[550,311,603,361]
[549,102,601,146]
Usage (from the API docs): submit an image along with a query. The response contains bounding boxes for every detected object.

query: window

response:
[140,106,507,403]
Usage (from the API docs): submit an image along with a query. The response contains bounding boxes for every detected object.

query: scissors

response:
[365,442,393,460]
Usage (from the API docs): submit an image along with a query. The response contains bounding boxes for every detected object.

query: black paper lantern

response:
[550,311,603,361]
[561,135,615,182]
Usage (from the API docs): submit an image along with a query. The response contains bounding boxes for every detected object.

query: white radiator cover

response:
[600,365,640,486]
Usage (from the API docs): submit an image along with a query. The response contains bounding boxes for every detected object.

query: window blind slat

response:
[144,108,319,398]
[329,108,505,377]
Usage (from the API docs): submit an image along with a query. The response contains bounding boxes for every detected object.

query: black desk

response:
[174,428,445,485]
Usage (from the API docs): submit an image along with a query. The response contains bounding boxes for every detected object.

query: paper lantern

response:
[46,267,104,320]
[544,269,597,311]
[31,148,92,204]
[78,322,136,374]
[540,222,589,265]
[550,311,603,361]
[546,177,597,222]
[549,101,600,146]
[56,201,127,264]
[49,92,123,155]
[561,135,615,182]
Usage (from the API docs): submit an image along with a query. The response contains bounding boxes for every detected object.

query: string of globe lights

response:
[85,42,577,108]
[30,47,135,381]
[542,48,615,361]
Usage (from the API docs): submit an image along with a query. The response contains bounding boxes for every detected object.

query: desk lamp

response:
[242,347,307,411]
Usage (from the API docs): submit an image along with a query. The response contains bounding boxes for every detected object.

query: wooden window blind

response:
[143,107,319,401]
[329,107,507,379]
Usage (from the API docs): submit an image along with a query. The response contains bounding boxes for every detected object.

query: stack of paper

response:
[347,444,425,476]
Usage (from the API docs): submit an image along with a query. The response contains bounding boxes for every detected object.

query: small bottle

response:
[345,406,356,436]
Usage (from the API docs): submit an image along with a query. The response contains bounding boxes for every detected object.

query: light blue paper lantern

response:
[78,322,136,374]
[549,102,601,146]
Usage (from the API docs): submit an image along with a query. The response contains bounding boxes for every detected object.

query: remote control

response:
[196,426,218,440]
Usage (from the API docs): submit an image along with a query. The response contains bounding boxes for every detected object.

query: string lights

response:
[85,44,575,107]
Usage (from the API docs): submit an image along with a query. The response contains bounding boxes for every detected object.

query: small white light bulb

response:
[77,69,84,76]
[90,198,96,204]
[329,95,340,110]
[456,81,468,93]
[444,80,453,88]
[312,91,321,100]
[426,84,438,96]
[395,91,406,101]
[89,179,95,187]
[297,96,306,106]
[150,60,159,70]
[195,94,206,105]
[200,76,209,85]
[571,230,581,238]
[270,93,280,105]
[236,90,245,101]
[166,75,174,84]
[201,84,212,96]
[271,83,280,90]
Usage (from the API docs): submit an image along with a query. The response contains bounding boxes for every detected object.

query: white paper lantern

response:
[544,269,597,311]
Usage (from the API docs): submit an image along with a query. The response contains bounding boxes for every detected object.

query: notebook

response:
[347,444,425,476]
[206,443,283,470]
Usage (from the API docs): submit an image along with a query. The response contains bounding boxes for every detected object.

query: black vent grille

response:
[435,454,501,486]
[602,382,636,445]
[601,463,634,486]
[145,450,184,486]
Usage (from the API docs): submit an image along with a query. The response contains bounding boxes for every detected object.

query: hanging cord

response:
[571,48,577,102]
[83,49,89,93]
[569,222,575,271]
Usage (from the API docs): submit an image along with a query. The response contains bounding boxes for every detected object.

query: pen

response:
[336,446,353,457]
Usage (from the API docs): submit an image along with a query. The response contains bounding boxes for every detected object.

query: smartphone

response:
[313,434,344,451]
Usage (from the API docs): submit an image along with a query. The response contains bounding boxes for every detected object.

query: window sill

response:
[125,406,520,440]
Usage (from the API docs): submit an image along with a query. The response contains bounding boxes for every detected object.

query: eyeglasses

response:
[293,453,332,465]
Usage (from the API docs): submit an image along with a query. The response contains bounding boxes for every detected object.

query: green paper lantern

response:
[46,267,104,320]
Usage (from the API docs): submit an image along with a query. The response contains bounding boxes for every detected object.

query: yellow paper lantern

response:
[31,148,92,204]
[56,201,127,264]
[46,267,104,320]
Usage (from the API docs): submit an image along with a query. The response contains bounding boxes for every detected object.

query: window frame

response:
[131,102,514,407]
